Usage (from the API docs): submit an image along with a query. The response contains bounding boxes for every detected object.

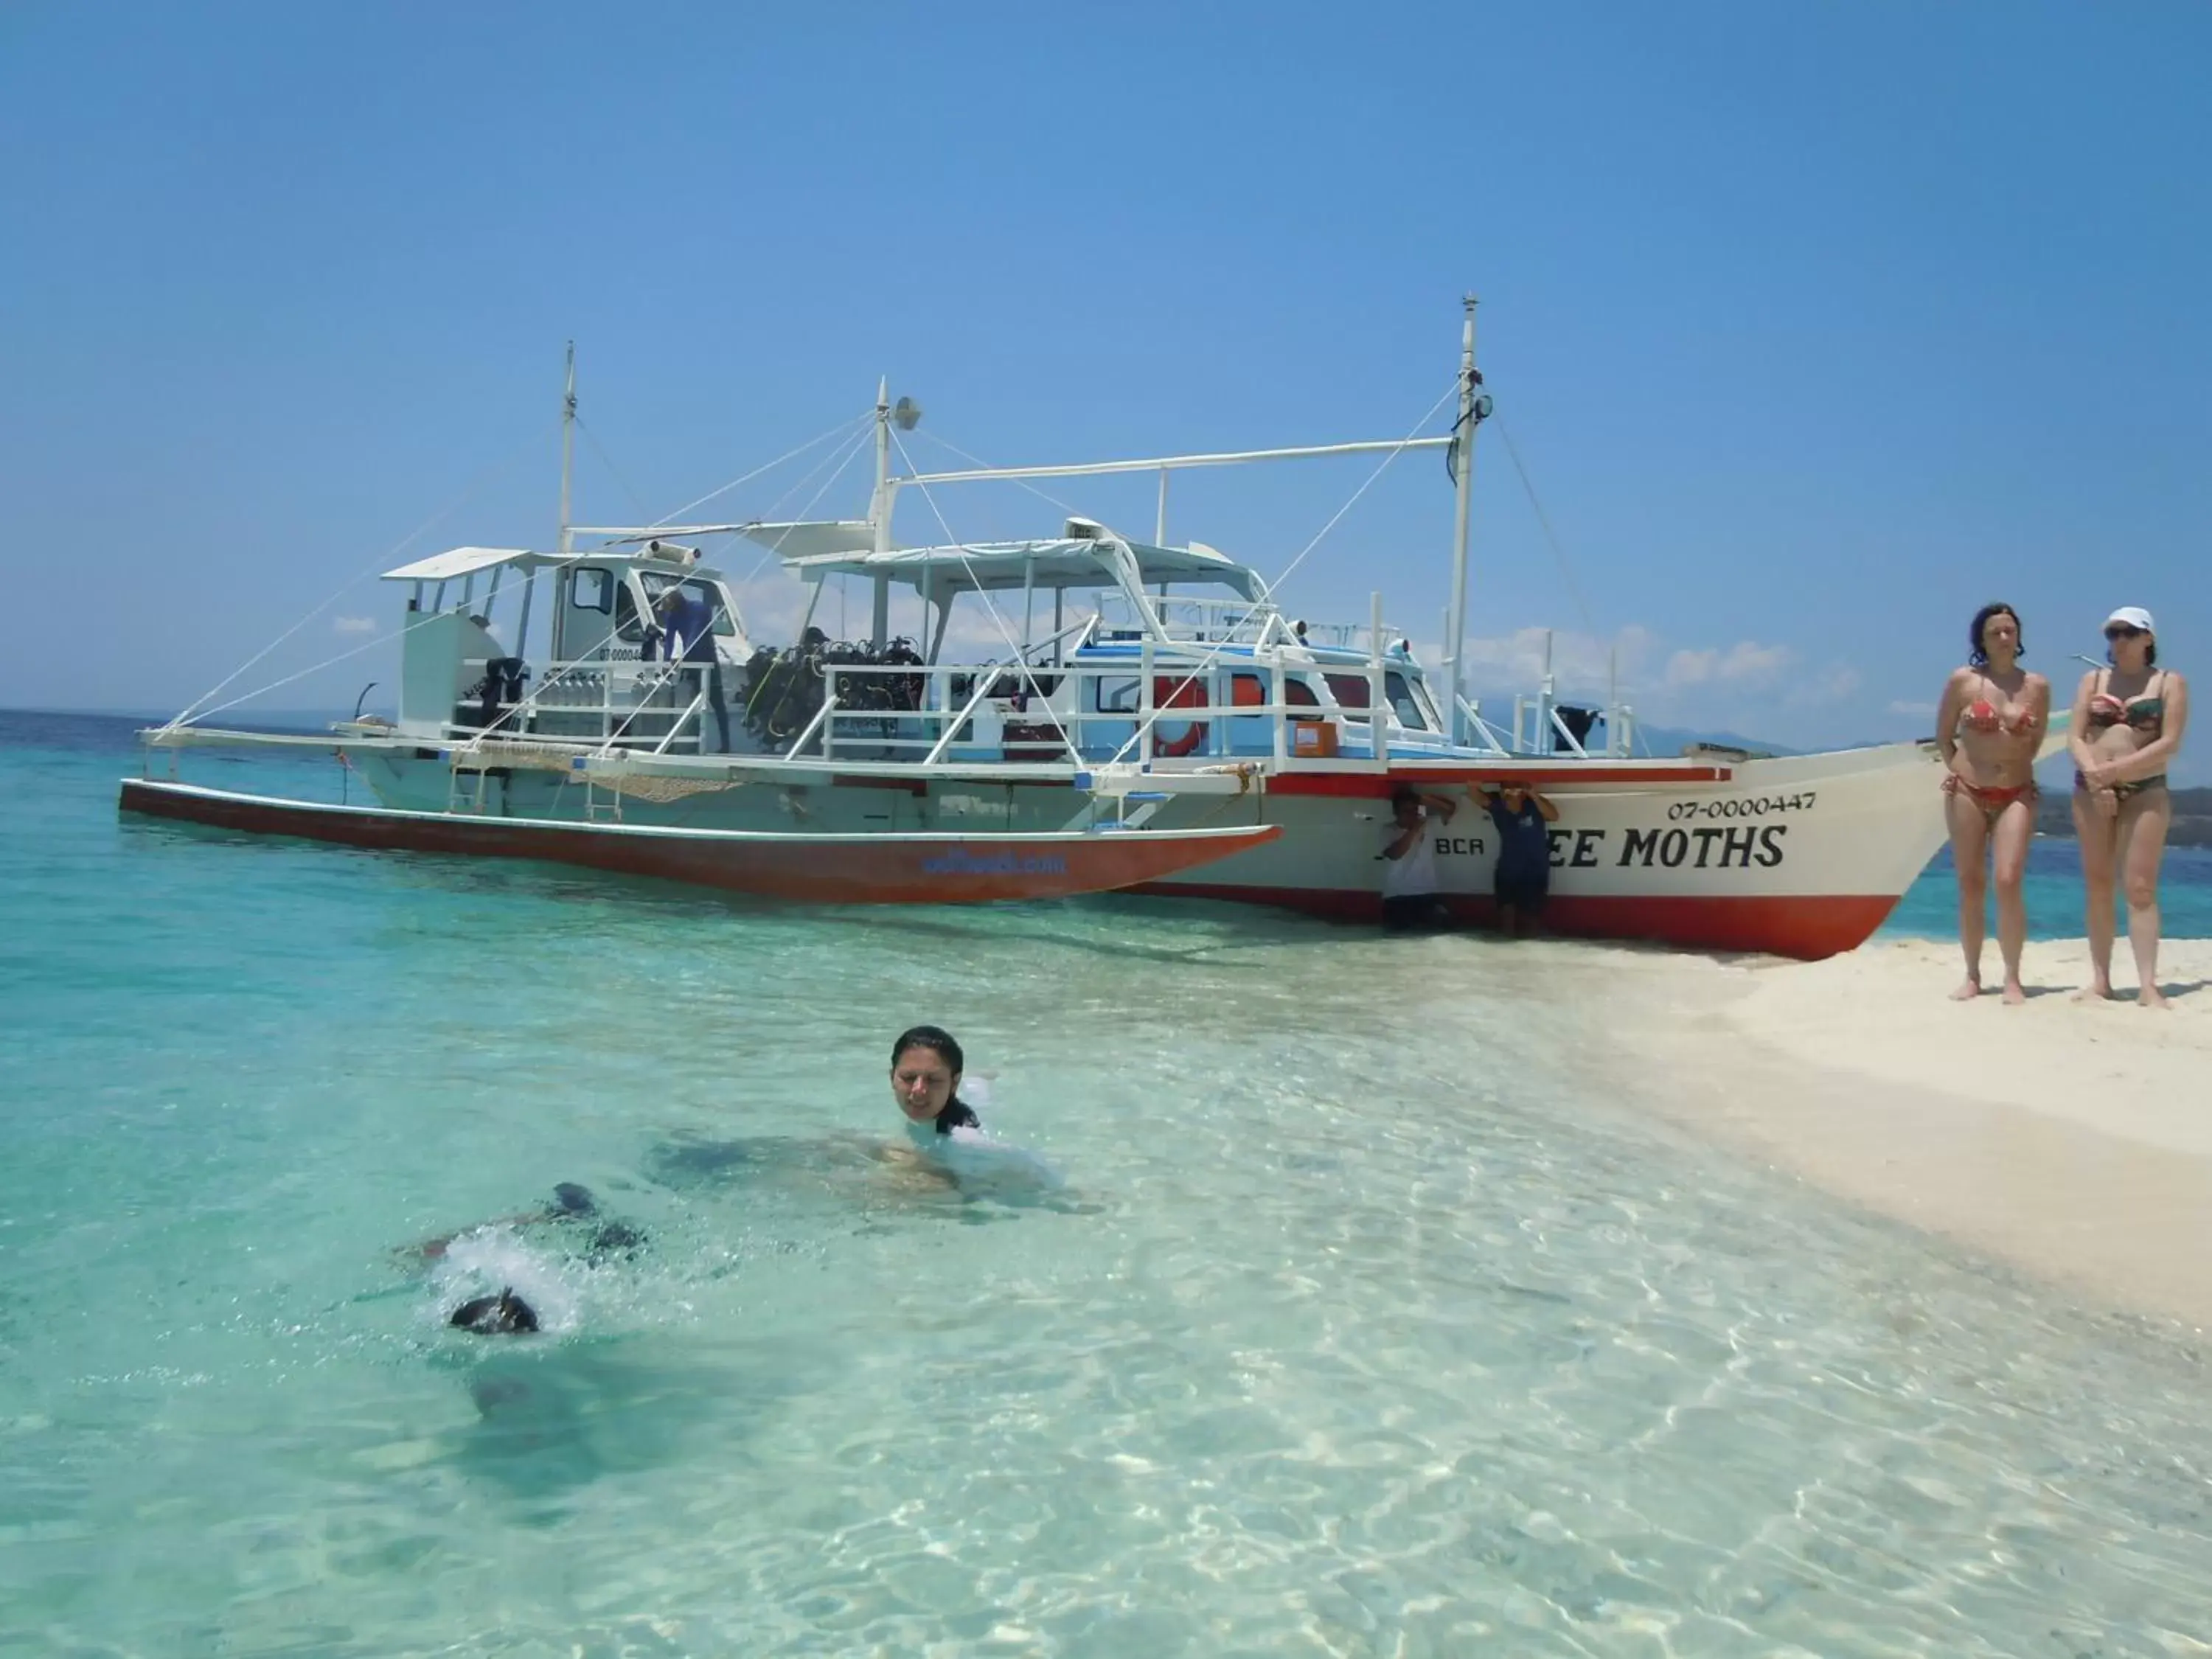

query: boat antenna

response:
[1443,294,1491,744]
[558,341,577,554]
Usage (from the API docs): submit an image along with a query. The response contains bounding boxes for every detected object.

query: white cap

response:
[2104,605,2156,633]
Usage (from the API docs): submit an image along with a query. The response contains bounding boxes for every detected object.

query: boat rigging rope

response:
[1490,410,1599,642]
[1094,378,1461,768]
[1491,408,1652,753]
[891,431,1091,768]
[650,411,874,530]
[911,430,1088,522]
[514,417,877,752]
[159,421,559,734]
[167,411,874,736]
[575,413,656,522]
[723,421,874,591]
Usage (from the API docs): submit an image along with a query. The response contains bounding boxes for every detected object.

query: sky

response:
[4,3,2206,778]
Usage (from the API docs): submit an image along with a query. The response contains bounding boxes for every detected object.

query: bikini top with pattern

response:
[2086,669,2164,736]
[1957,674,2039,736]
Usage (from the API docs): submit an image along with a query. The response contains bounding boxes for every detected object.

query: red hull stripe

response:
[1265,766,1729,796]
[1130,880,1899,961]
[119,780,1279,905]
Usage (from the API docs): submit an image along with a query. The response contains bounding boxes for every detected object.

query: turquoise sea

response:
[5,709,2211,1656]
[1883,829,2212,945]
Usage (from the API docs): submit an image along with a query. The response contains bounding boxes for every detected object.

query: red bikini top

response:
[1959,698,2037,736]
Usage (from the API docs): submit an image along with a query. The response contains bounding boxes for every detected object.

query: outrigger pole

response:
[900,435,1453,487]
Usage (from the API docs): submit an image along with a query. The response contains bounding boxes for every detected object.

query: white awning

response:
[781,538,1265,601]
[381,546,538,582]
[736,521,881,560]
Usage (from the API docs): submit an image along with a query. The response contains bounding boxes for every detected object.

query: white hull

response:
[1134,741,1950,957]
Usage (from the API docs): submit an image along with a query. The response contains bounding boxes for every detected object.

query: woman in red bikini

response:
[2068,606,2191,1008]
[1935,602,2049,1004]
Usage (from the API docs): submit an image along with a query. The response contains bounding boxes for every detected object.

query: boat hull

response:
[1129,742,1950,957]
[160,732,1955,957]
[116,779,1282,905]
[1138,880,1896,959]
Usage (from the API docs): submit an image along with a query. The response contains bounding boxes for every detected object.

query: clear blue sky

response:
[4,3,2205,776]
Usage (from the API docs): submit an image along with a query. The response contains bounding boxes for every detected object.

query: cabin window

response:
[568,567,613,613]
[1229,672,1266,707]
[1323,673,1372,712]
[1286,677,1322,720]
[614,581,646,641]
[1096,676,1141,714]
[1385,671,1427,731]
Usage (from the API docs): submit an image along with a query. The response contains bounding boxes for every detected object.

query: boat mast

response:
[869,375,893,554]
[557,341,577,555]
[869,376,892,646]
[1444,296,1479,744]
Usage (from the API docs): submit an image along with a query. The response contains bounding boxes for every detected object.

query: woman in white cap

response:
[2067,607,2189,1006]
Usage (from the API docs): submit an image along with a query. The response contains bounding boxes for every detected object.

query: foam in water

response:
[428,1228,587,1337]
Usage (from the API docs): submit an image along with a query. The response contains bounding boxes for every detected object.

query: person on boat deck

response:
[2067,606,2190,1008]
[891,1025,981,1139]
[1378,786,1460,931]
[1935,601,2050,1005]
[1478,780,1560,936]
[647,583,733,752]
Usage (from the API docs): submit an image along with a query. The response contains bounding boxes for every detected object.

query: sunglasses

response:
[2105,625,2146,640]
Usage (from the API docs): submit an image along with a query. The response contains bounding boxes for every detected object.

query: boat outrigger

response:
[128,304,1975,955]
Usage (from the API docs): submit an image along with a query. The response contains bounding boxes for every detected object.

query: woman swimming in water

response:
[1934,601,2050,1004]
[890,1025,981,1136]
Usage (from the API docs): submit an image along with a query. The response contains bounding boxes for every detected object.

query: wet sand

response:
[1534,936,2212,1330]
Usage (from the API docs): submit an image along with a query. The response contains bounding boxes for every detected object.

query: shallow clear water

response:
[5,711,2211,1656]
[1884,838,2212,944]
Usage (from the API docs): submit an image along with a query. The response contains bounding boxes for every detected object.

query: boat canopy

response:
[735,521,880,560]
[778,536,1267,606]
[382,541,719,583]
[382,546,541,583]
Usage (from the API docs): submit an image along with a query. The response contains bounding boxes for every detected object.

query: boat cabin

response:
[737,515,1454,768]
[378,539,752,750]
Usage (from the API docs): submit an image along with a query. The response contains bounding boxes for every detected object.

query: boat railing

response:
[1455,694,1513,757]
[1086,605,1402,659]
[438,653,709,754]
[815,650,1431,769]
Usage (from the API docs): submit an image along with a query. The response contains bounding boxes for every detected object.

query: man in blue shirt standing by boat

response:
[648,582,733,752]
[1478,780,1559,936]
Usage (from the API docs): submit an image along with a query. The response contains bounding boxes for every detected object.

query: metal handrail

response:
[814,654,1437,767]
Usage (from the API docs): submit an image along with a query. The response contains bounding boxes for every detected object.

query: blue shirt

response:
[655,591,718,662]
[1488,796,1551,882]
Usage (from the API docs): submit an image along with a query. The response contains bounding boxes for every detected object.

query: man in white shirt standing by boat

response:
[1379,785,1460,931]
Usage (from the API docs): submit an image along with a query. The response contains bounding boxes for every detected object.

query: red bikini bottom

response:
[1944,775,2037,822]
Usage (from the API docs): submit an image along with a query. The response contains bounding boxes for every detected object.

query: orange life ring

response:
[1152,675,1209,758]
[1156,720,1208,758]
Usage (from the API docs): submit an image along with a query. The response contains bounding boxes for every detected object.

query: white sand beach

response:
[1532,937,2212,1329]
